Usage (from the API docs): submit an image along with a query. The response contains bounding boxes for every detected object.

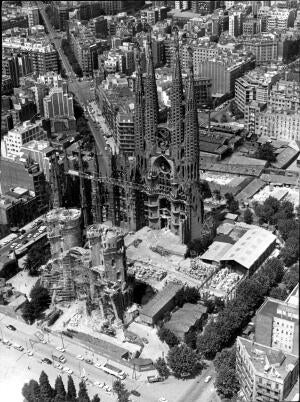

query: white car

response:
[158,398,168,402]
[94,362,101,369]
[204,375,212,383]
[76,354,84,360]
[54,363,63,370]
[63,367,73,374]
[56,346,65,353]
[27,350,33,356]
[41,340,47,344]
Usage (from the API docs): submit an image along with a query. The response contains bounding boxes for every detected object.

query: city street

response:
[0,312,213,402]
[37,1,110,176]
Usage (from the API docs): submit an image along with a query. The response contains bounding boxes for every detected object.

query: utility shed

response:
[164,303,208,340]
[220,227,276,276]
[139,282,183,326]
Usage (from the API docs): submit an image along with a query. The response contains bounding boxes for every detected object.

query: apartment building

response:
[256,110,300,141]
[236,337,299,402]
[181,40,218,71]
[236,286,299,402]
[43,86,74,119]
[238,34,279,65]
[255,287,299,356]
[2,120,48,159]
[116,113,135,156]
[235,68,281,113]
[2,38,58,76]
[266,7,296,32]
[269,79,300,111]
[2,53,33,88]
[21,4,40,27]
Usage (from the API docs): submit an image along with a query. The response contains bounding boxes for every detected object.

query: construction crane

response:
[66,169,190,203]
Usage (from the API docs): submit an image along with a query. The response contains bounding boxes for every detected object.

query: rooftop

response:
[238,337,298,380]
[164,303,207,339]
[201,241,233,263]
[220,227,276,270]
[46,208,81,223]
[140,282,183,319]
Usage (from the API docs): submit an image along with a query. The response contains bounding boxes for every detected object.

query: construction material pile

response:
[209,268,242,292]
[180,257,216,284]
[128,263,167,282]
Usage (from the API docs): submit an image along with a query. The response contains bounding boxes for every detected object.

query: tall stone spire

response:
[134,44,145,155]
[91,144,102,224]
[183,47,199,182]
[170,26,184,161]
[144,29,159,152]
[78,141,88,227]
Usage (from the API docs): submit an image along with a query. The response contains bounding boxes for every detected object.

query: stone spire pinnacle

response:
[183,47,199,182]
[144,28,159,151]
[170,26,184,160]
[51,151,62,209]
[78,141,88,227]
[134,43,145,155]
[91,144,101,224]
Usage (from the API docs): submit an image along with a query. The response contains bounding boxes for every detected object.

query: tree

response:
[280,237,299,266]
[224,193,239,213]
[54,376,66,402]
[215,368,240,399]
[269,286,288,300]
[255,142,276,162]
[30,282,51,317]
[282,263,299,292]
[277,219,298,241]
[254,196,281,225]
[220,114,227,123]
[24,241,51,276]
[22,380,41,402]
[243,208,253,224]
[157,327,179,347]
[167,344,200,378]
[78,380,90,402]
[22,299,35,324]
[154,357,170,378]
[39,371,54,402]
[184,330,197,349]
[214,347,236,372]
[213,189,221,201]
[91,395,101,402]
[199,180,212,199]
[66,375,77,401]
[112,379,129,402]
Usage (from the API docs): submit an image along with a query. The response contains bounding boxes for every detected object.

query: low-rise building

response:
[256,110,300,142]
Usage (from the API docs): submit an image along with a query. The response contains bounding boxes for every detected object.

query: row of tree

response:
[24,241,51,277]
[22,371,100,402]
[196,258,284,359]
[61,39,83,77]
[214,347,240,399]
[254,197,299,266]
[22,282,51,324]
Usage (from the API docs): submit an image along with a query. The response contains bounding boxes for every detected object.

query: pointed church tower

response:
[134,44,145,157]
[183,47,199,182]
[144,30,159,152]
[170,27,184,163]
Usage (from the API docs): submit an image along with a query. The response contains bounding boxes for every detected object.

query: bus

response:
[101,363,126,380]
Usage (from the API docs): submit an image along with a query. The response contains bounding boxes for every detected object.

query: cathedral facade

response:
[114,29,204,244]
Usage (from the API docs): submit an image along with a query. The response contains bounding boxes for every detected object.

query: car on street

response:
[63,367,73,374]
[54,363,63,370]
[142,337,149,344]
[13,344,24,351]
[94,362,102,369]
[27,350,33,356]
[131,390,141,397]
[85,358,93,365]
[158,398,168,402]
[7,325,16,331]
[41,358,52,365]
[56,346,65,353]
[76,354,84,360]
[2,340,12,346]
[204,376,212,383]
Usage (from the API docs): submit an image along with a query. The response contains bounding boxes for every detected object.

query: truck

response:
[101,363,126,380]
[52,353,66,364]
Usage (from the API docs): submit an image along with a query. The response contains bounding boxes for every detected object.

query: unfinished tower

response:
[87,223,130,325]
[46,208,82,258]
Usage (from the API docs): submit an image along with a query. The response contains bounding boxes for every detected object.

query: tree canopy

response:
[167,344,200,378]
[24,241,51,276]
[255,142,276,162]
[243,208,253,224]
[157,327,179,347]
[112,379,130,402]
[154,357,170,378]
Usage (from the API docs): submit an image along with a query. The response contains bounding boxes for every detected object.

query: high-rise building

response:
[21,4,40,27]
[2,120,48,159]
[238,34,279,65]
[269,79,300,112]
[2,53,32,89]
[43,86,74,119]
[236,285,299,402]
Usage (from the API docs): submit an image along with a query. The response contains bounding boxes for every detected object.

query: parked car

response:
[76,355,84,360]
[85,358,93,365]
[41,358,52,365]
[204,376,212,383]
[7,325,16,331]
[131,390,141,397]
[56,346,65,353]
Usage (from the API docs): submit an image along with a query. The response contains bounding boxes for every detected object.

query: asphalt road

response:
[37,1,110,177]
